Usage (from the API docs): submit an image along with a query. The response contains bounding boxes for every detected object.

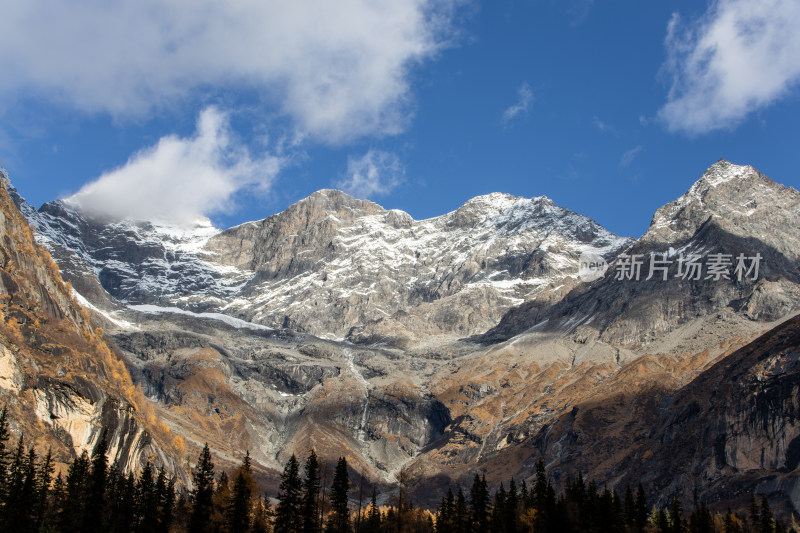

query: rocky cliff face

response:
[0,170,186,482]
[506,313,800,514]
[28,188,631,345]
[7,160,800,514]
[480,160,800,349]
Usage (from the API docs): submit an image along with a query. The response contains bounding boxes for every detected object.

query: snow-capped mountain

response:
[25,188,632,345]
[6,160,800,513]
[482,160,800,346]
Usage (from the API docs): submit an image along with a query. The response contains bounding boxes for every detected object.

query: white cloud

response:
[659,0,800,134]
[502,82,534,125]
[0,0,464,143]
[593,115,615,134]
[67,107,281,224]
[619,146,643,168]
[336,150,404,199]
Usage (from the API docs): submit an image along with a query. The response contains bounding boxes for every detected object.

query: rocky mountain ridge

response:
[26,187,631,346]
[481,160,800,348]
[0,170,187,483]
[4,159,800,515]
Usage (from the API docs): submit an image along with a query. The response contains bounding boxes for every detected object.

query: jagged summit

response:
[644,160,800,259]
[16,177,631,342]
[291,188,386,216]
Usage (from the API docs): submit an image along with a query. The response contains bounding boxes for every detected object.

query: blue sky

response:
[1,0,799,238]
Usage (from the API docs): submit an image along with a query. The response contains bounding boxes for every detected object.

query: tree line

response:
[1,408,796,532]
[432,459,796,533]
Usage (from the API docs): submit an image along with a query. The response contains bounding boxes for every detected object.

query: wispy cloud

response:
[0,1,465,144]
[619,146,643,168]
[67,107,281,224]
[568,0,595,28]
[593,115,616,134]
[502,82,534,125]
[658,0,800,134]
[336,150,404,199]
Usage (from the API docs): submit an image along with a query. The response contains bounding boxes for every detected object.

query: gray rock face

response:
[481,160,800,350]
[522,313,800,513]
[29,188,631,344]
[644,160,800,260]
[0,172,185,484]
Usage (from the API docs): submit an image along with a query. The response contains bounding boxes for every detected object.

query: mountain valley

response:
[1,159,799,514]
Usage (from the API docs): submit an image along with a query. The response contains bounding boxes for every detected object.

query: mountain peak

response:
[693,159,757,191]
[448,192,557,223]
[644,160,800,251]
[288,188,386,218]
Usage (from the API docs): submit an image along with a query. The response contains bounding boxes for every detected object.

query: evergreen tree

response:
[469,473,489,533]
[0,407,10,502]
[688,502,713,533]
[610,488,624,532]
[252,495,274,533]
[173,495,192,533]
[490,483,506,533]
[519,479,529,511]
[533,459,548,510]
[302,450,322,533]
[275,454,303,533]
[654,507,669,533]
[157,469,175,533]
[59,449,90,533]
[327,457,350,533]
[504,479,518,533]
[228,454,254,533]
[49,473,66,530]
[455,487,469,533]
[2,436,26,528]
[111,471,138,533]
[634,484,648,531]
[437,488,454,533]
[364,488,381,533]
[670,495,686,533]
[83,435,109,532]
[760,496,774,533]
[5,425,797,533]
[20,445,39,529]
[190,443,216,533]
[624,485,636,529]
[561,474,587,531]
[138,462,160,533]
[4,442,37,532]
[395,468,412,533]
[532,458,555,532]
[33,449,54,530]
[724,508,743,533]
[749,492,761,532]
[212,470,231,531]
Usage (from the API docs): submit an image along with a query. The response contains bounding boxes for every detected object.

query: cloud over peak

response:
[68,107,281,225]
